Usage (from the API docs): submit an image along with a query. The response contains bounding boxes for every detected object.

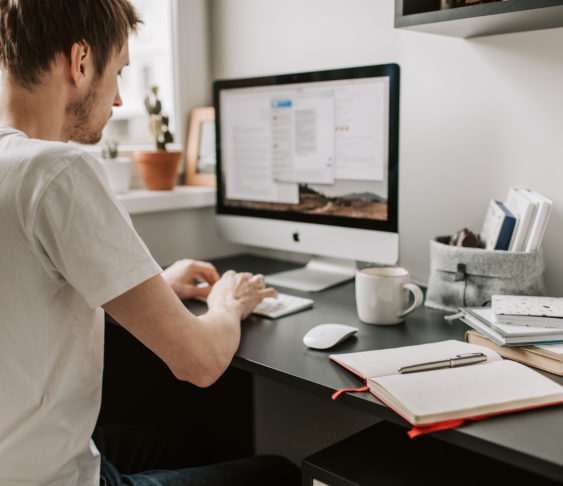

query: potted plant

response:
[133,86,182,190]
[100,140,131,194]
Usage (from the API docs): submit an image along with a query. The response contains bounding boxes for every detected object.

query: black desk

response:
[187,254,563,483]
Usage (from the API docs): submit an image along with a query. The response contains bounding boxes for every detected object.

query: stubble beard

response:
[65,82,105,145]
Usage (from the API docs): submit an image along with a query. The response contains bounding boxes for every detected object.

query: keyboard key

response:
[252,293,314,319]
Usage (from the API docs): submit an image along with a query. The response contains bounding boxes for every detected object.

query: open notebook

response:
[330,340,563,437]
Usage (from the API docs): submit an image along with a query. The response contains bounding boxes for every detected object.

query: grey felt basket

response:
[425,238,546,312]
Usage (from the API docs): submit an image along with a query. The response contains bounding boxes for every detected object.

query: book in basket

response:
[330,340,563,437]
[479,200,516,251]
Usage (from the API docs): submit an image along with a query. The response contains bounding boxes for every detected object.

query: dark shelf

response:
[302,422,561,486]
[395,0,563,38]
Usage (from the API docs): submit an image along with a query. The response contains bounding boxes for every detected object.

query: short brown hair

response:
[0,0,141,86]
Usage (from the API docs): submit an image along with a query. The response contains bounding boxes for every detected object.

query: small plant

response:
[144,85,174,150]
[101,139,119,159]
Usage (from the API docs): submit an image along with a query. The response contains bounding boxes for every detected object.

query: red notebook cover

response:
[330,355,563,438]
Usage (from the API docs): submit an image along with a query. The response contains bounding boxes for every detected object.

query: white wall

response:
[130,207,240,266]
[207,0,563,294]
[172,0,212,171]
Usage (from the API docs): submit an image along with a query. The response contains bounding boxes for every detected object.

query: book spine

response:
[495,202,516,251]
[496,316,563,330]
[523,190,552,252]
[509,187,537,251]
[466,330,563,376]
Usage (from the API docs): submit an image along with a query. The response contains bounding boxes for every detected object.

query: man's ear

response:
[69,41,92,87]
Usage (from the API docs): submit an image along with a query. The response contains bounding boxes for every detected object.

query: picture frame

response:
[185,106,216,186]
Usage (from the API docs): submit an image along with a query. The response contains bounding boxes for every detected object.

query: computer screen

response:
[214,63,399,291]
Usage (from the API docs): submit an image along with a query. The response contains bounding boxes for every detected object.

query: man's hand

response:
[161,259,220,300]
[104,265,277,387]
[207,270,278,319]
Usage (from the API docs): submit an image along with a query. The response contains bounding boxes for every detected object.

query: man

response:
[0,1,299,484]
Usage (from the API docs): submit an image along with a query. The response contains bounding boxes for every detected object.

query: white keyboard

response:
[253,292,314,319]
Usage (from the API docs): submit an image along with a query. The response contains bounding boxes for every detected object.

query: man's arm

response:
[103,268,275,388]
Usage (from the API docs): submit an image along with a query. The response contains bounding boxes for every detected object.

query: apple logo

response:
[292,231,300,243]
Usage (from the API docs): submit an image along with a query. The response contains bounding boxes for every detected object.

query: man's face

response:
[65,42,129,145]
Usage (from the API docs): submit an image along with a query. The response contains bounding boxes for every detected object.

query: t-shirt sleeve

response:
[32,154,162,308]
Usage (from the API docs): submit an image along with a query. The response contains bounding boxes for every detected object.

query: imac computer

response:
[213,63,400,292]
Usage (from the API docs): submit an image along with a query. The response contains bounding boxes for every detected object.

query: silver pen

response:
[398,352,487,374]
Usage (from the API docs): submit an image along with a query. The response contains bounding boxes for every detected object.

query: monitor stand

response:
[265,256,356,292]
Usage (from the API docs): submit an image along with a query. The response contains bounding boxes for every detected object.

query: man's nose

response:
[113,89,123,107]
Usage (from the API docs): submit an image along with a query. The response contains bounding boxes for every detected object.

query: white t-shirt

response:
[0,128,162,485]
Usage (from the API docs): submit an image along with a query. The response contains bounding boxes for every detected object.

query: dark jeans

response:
[100,454,300,486]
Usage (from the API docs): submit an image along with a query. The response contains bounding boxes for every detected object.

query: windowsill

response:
[80,142,184,155]
[117,186,216,214]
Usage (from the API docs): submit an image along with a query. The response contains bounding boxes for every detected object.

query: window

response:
[102,0,176,147]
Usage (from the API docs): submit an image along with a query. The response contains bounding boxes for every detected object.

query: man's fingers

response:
[258,287,278,299]
[194,279,212,294]
[194,272,217,286]
[250,273,266,289]
[192,285,211,300]
[192,262,220,283]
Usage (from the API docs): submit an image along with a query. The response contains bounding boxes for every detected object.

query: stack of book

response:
[480,187,551,251]
[457,295,563,376]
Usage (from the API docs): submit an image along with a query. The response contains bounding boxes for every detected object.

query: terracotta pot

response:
[133,150,182,190]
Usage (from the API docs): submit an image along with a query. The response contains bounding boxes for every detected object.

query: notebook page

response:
[494,322,563,337]
[370,360,563,425]
[535,342,563,355]
[330,340,501,379]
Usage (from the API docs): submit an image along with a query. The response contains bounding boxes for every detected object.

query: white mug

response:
[355,267,424,325]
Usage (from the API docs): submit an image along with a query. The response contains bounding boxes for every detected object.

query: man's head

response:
[0,0,140,87]
[0,0,141,144]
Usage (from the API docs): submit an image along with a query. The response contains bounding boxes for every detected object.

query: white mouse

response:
[303,323,359,350]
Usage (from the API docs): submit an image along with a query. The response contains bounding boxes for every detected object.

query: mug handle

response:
[397,283,424,318]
